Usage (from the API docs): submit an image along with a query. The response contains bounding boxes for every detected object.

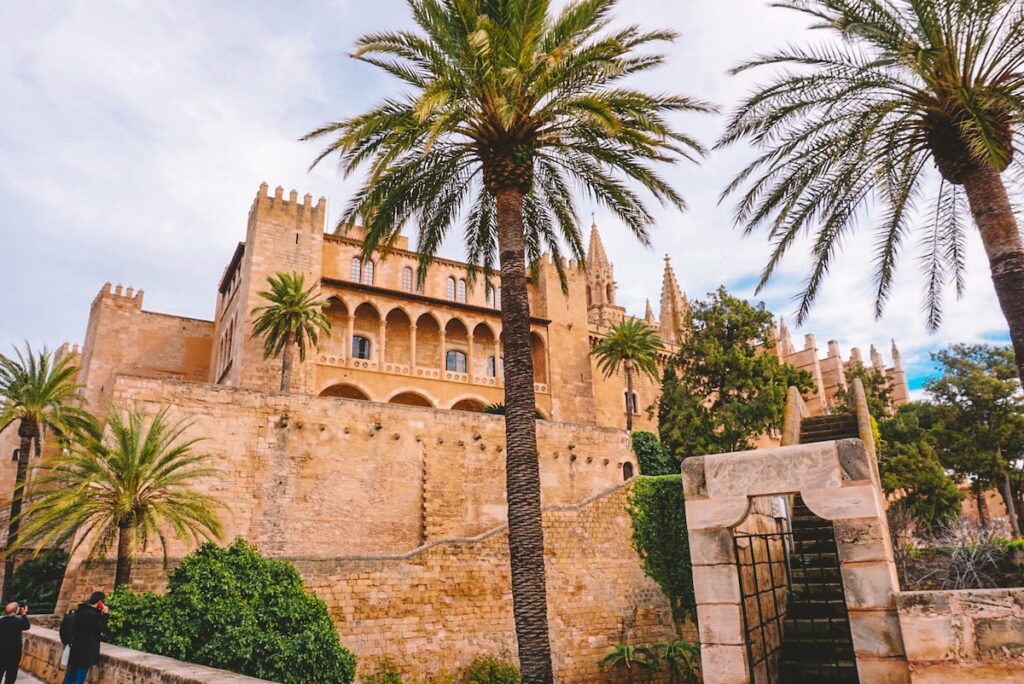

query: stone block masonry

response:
[896,588,1024,682]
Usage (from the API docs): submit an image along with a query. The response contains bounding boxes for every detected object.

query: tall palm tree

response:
[251,272,331,393]
[302,1,710,678]
[590,319,662,431]
[719,0,1024,384]
[7,408,223,588]
[0,344,90,599]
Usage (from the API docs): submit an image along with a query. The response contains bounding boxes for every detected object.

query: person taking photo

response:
[0,601,30,683]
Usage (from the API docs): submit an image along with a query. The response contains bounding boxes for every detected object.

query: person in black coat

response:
[62,592,108,684]
[0,601,30,684]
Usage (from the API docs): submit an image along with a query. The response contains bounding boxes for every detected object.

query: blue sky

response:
[0,0,1015,396]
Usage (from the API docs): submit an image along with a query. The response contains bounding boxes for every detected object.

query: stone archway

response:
[682,439,908,683]
[319,383,371,401]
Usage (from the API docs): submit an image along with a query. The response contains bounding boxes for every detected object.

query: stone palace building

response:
[0,183,912,680]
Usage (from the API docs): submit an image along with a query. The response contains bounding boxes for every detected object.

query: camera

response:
[16,600,26,609]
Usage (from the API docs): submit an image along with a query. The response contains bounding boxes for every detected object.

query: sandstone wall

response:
[59,374,634,605]
[896,588,1024,682]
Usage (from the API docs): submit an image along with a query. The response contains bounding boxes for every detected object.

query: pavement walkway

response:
[18,671,44,683]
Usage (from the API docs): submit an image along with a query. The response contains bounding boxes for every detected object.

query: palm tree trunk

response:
[962,165,1024,384]
[2,423,35,600]
[625,360,635,432]
[280,334,294,393]
[495,187,553,684]
[115,524,133,588]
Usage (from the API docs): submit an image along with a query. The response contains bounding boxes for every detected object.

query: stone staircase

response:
[779,413,860,681]
[798,414,859,444]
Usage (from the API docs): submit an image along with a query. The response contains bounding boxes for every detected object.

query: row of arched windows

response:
[215,316,237,380]
[348,256,499,307]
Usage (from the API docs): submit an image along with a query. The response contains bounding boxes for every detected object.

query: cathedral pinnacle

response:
[644,299,656,326]
[658,255,688,344]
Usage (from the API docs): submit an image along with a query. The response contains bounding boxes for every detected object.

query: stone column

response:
[378,320,387,363]
[493,340,501,379]
[346,315,355,358]
[467,333,474,379]
[410,324,417,369]
[438,330,447,375]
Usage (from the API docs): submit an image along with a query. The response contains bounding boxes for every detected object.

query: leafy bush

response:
[8,547,68,610]
[107,539,356,683]
[463,655,520,684]
[362,658,404,684]
[626,475,695,630]
[631,431,675,476]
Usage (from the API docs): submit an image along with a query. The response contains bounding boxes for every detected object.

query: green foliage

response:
[878,403,963,530]
[361,658,404,684]
[463,656,520,684]
[626,476,694,628]
[599,643,657,679]
[631,431,675,476]
[107,539,357,684]
[303,0,712,291]
[0,343,91,448]
[718,0,1024,329]
[8,548,67,608]
[10,408,223,583]
[659,288,813,459]
[250,272,331,362]
[590,320,663,382]
[836,364,894,418]
[653,639,700,684]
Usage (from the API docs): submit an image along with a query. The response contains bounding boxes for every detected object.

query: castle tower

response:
[212,183,327,392]
[586,221,615,308]
[658,256,688,344]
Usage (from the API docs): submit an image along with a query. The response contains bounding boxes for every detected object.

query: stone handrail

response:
[20,625,271,683]
[780,385,810,446]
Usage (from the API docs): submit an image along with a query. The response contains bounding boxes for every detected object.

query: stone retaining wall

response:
[896,588,1024,682]
[20,625,269,684]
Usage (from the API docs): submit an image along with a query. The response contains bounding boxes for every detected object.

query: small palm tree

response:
[656,639,700,684]
[599,643,657,684]
[8,408,223,588]
[719,0,1024,384]
[251,272,331,393]
[591,319,662,431]
[0,344,90,599]
[303,3,709,676]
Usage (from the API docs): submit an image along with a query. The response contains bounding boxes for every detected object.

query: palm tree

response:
[302,2,710,677]
[7,408,223,588]
[591,319,662,431]
[599,643,657,684]
[250,272,331,393]
[0,344,90,599]
[719,0,1024,384]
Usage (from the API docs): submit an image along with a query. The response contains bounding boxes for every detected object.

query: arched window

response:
[446,277,456,301]
[446,350,467,373]
[486,355,496,377]
[352,335,371,360]
[623,462,635,481]
[11,449,19,462]
[402,267,414,292]
[350,257,362,281]
[624,391,638,414]
[363,261,374,285]
[457,279,467,303]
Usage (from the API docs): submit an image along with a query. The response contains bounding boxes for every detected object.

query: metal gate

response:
[732,497,859,683]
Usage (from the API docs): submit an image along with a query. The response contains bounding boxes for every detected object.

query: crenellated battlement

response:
[91,282,144,310]
[248,181,327,230]
[55,341,81,359]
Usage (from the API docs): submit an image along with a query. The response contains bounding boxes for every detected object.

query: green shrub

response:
[107,539,357,683]
[631,431,675,476]
[627,475,695,630]
[9,548,68,609]
[362,658,404,684]
[463,656,520,684]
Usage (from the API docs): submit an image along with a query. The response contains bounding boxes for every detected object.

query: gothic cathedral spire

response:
[658,255,688,344]
[586,220,615,307]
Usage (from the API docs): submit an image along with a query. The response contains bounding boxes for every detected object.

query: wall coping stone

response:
[22,626,271,683]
